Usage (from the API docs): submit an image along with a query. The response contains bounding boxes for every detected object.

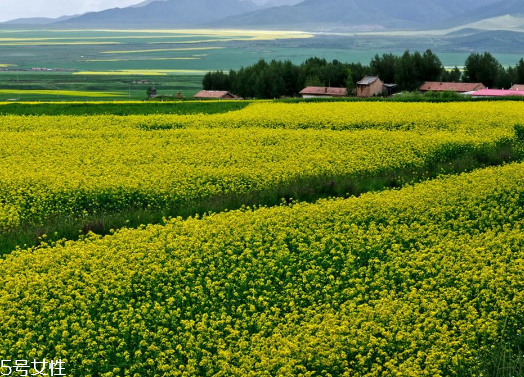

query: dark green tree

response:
[395,51,421,91]
[202,71,231,91]
[346,68,356,94]
[420,49,445,82]
[516,59,524,84]
[499,66,516,89]
[348,62,372,84]
[463,52,502,88]
[370,53,398,84]
[442,66,462,82]
[304,75,323,87]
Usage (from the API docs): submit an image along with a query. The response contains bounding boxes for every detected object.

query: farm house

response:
[356,76,384,98]
[194,90,238,99]
[419,82,486,93]
[299,86,348,98]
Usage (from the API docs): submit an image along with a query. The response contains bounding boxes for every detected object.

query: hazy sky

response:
[0,0,301,22]
[0,0,144,22]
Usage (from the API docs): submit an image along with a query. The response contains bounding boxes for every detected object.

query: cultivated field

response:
[0,29,312,101]
[1,100,524,376]
[1,28,524,101]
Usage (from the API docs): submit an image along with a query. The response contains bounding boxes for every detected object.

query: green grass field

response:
[0,71,203,100]
[0,100,250,115]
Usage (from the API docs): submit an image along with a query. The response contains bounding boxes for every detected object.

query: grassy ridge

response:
[0,101,249,116]
[2,163,524,376]
[3,96,524,117]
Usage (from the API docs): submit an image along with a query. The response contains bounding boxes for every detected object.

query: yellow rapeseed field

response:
[101,46,225,54]
[1,101,522,236]
[1,101,524,376]
[1,161,524,376]
[73,69,209,75]
[136,101,524,131]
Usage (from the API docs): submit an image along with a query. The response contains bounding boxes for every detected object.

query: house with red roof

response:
[194,90,238,100]
[510,84,524,91]
[299,86,348,98]
[419,82,485,93]
[465,89,524,98]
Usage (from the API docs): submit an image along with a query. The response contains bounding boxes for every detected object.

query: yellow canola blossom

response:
[1,124,503,233]
[101,46,225,54]
[52,28,313,39]
[0,35,206,42]
[0,41,121,46]
[73,69,209,75]
[1,162,524,375]
[0,101,523,235]
[138,101,524,132]
[83,57,200,62]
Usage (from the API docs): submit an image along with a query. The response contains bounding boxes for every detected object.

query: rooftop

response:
[299,86,348,96]
[357,76,380,86]
[420,82,485,92]
[194,90,236,99]
[467,89,524,97]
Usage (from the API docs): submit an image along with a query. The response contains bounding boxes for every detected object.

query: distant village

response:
[3,49,524,101]
[196,50,524,100]
[192,81,524,100]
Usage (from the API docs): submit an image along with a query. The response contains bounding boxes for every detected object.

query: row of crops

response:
[2,101,523,132]
[2,161,524,376]
[1,102,524,251]
[2,101,524,376]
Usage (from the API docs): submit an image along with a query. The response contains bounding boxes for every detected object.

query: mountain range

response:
[56,0,260,28]
[443,0,524,28]
[211,0,503,30]
[2,15,77,25]
[2,0,522,33]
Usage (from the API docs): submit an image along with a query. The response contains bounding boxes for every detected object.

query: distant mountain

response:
[444,0,524,29]
[59,0,259,27]
[1,15,76,25]
[449,29,524,52]
[131,0,169,7]
[1,0,507,31]
[261,0,303,6]
[213,0,503,30]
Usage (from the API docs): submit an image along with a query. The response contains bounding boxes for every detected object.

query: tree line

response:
[202,50,524,99]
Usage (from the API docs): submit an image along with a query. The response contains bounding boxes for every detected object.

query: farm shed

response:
[510,84,524,91]
[419,82,485,93]
[356,76,384,98]
[383,83,398,96]
[299,86,348,98]
[194,90,238,100]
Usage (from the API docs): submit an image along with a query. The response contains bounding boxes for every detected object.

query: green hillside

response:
[212,0,501,30]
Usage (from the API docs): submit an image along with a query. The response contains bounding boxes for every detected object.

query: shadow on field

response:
[2,138,523,255]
